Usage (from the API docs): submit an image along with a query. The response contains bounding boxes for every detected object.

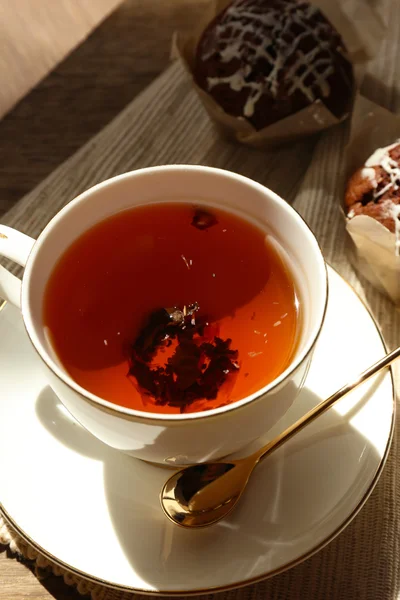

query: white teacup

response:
[0,166,327,466]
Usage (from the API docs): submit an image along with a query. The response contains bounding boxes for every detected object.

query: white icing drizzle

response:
[361,141,400,250]
[360,167,378,188]
[374,155,400,199]
[365,142,399,168]
[203,0,342,117]
[364,141,400,201]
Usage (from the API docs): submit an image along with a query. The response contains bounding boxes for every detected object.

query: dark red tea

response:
[43,203,300,414]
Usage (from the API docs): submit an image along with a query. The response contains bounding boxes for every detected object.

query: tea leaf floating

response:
[128,302,240,413]
[191,208,218,230]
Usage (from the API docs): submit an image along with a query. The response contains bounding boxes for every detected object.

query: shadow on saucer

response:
[35,386,109,462]
[34,381,387,597]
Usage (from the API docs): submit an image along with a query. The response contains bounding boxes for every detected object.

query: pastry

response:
[345,141,400,234]
[194,0,354,130]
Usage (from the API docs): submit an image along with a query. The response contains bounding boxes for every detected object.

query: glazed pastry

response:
[194,0,354,130]
[345,141,400,234]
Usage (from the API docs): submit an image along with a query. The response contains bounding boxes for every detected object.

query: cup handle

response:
[0,225,36,308]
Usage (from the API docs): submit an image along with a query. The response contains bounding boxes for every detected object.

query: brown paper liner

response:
[343,95,400,306]
[174,0,385,148]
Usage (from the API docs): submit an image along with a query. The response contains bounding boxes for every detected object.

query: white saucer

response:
[0,267,394,595]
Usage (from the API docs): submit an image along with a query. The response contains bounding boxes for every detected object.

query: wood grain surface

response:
[0,0,207,218]
[0,1,204,598]
[0,0,122,121]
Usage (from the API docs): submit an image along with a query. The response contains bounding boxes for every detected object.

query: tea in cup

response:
[0,166,327,465]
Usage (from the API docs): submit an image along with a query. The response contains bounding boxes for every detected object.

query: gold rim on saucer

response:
[0,271,396,596]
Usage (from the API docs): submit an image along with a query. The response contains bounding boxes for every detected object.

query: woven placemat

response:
[1,4,400,596]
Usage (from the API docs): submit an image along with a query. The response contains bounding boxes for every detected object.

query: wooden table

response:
[0,1,203,597]
[0,0,208,219]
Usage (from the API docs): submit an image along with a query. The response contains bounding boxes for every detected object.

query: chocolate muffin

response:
[345,142,400,234]
[194,0,354,130]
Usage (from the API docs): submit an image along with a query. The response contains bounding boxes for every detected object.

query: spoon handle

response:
[254,345,400,465]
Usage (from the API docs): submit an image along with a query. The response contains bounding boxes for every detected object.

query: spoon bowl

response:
[162,461,249,527]
[162,465,237,527]
[161,346,400,528]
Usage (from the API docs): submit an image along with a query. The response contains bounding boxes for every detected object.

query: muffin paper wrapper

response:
[173,0,385,148]
[344,95,400,306]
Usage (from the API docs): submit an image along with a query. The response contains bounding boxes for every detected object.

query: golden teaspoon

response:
[161,346,400,528]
